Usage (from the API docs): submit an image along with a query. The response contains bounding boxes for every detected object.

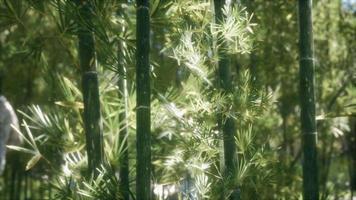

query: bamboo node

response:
[137,6,149,11]
[300,57,315,61]
[137,105,150,110]
[84,71,97,75]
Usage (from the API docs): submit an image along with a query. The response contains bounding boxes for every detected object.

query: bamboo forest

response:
[0,0,356,199]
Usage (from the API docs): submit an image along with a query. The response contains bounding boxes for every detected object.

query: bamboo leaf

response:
[55,101,84,109]
[6,145,37,155]
[26,154,42,171]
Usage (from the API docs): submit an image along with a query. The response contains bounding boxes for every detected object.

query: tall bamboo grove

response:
[298,0,319,199]
[213,0,239,199]
[136,0,151,199]
[76,0,104,177]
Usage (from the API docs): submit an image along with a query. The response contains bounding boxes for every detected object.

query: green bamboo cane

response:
[115,3,130,199]
[117,40,130,200]
[213,0,240,199]
[348,117,356,193]
[136,0,151,199]
[75,0,104,177]
[298,0,319,199]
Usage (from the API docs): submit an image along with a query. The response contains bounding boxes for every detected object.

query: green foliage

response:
[0,0,355,199]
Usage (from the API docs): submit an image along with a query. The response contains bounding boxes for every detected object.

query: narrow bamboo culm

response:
[298,0,319,199]
[136,0,151,199]
[76,0,104,177]
[117,40,130,200]
[213,0,240,199]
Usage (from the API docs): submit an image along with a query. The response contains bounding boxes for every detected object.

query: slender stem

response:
[82,72,103,176]
[136,0,151,199]
[348,118,356,193]
[118,40,130,200]
[214,0,239,199]
[76,0,104,177]
[298,0,319,199]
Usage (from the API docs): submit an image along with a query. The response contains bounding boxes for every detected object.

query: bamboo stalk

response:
[136,0,151,199]
[348,117,356,192]
[117,41,130,200]
[213,0,239,199]
[298,0,319,199]
[76,0,103,177]
[116,4,130,198]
